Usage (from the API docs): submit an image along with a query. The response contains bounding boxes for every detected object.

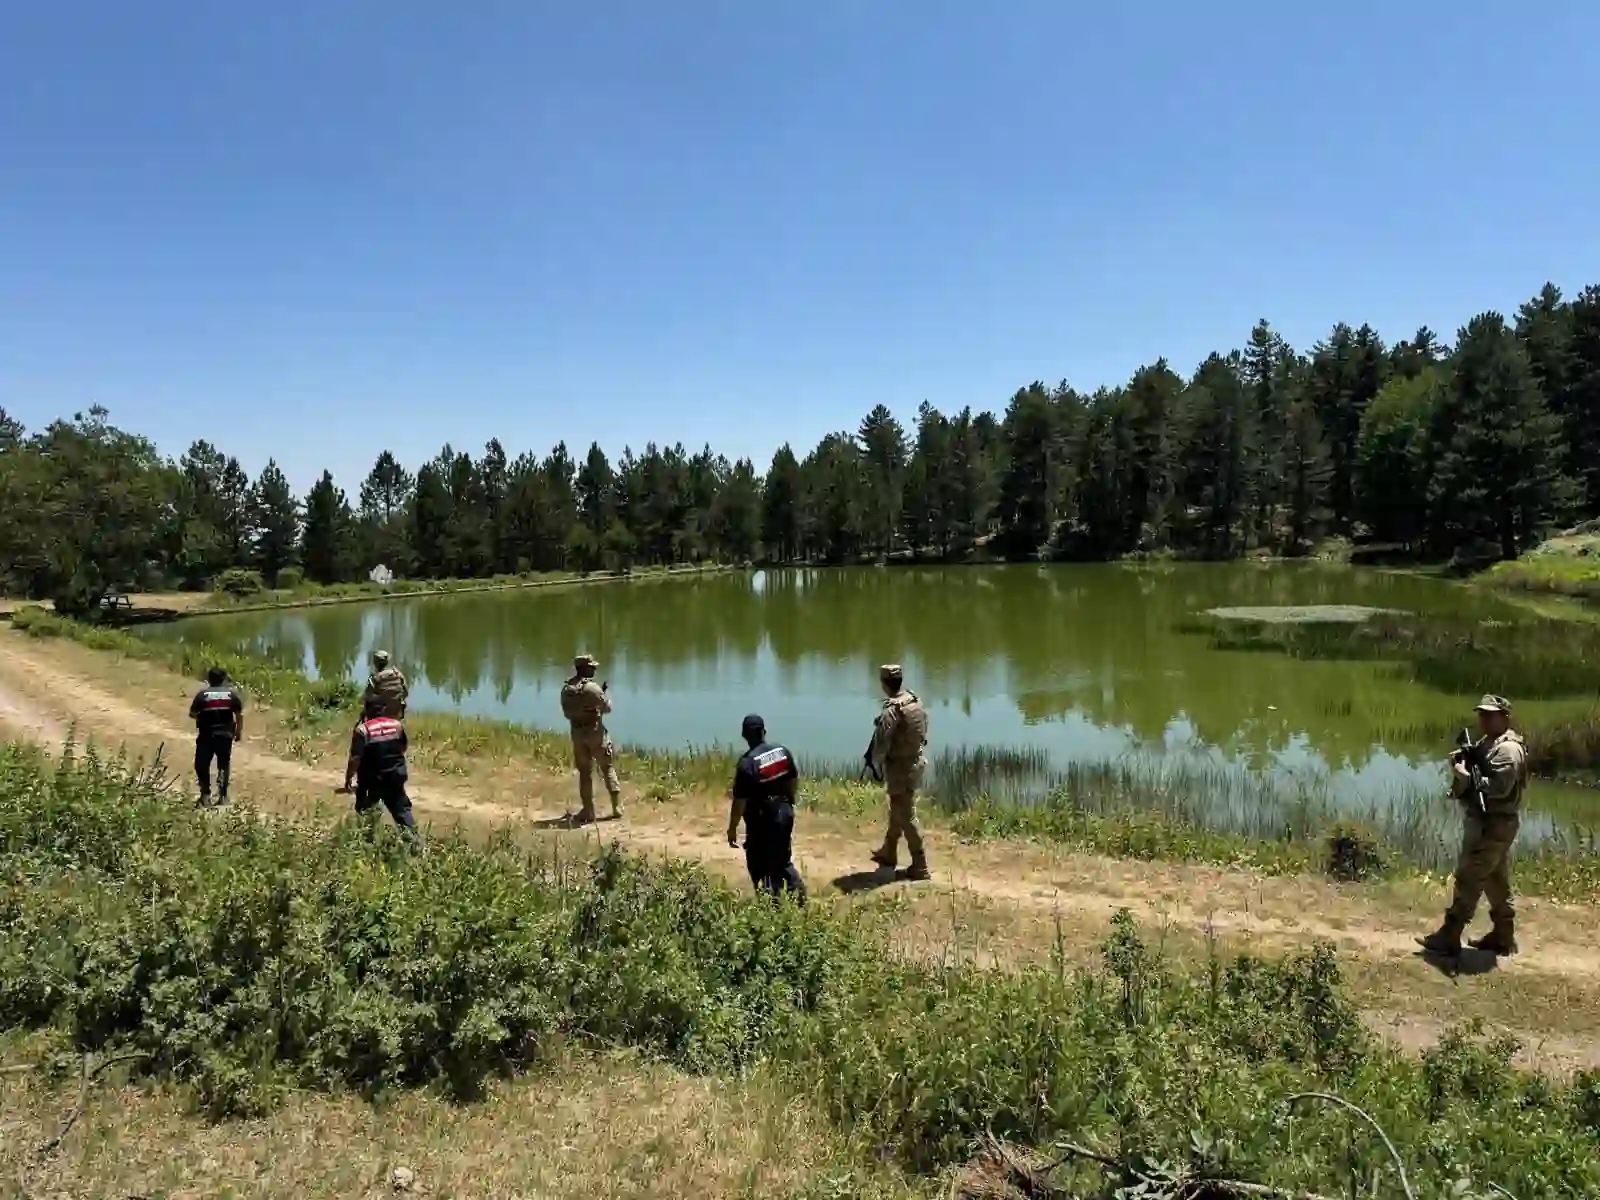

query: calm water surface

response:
[143,564,1600,829]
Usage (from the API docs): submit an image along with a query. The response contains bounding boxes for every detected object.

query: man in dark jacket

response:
[726,713,806,902]
[188,666,243,805]
[341,694,417,832]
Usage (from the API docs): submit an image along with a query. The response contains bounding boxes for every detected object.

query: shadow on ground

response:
[832,869,897,895]
[1415,946,1500,980]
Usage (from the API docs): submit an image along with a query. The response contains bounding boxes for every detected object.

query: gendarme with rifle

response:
[1416,694,1530,960]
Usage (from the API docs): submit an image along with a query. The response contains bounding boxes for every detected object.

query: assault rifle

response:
[1453,728,1488,816]
[860,738,882,784]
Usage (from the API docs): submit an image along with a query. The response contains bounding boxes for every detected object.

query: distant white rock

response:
[369,564,395,585]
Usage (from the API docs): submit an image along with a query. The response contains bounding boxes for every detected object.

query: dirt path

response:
[2,628,1598,1071]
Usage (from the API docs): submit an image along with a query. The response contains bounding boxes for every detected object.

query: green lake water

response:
[141,564,1600,839]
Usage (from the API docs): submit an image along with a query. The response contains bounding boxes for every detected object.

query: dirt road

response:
[2,627,1597,1071]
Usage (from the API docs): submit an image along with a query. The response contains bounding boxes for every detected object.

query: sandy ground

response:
[2,626,1598,1075]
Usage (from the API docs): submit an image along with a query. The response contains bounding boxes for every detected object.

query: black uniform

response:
[188,684,243,799]
[731,740,806,901]
[349,715,416,829]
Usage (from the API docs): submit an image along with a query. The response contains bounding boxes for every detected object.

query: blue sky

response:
[3,1,1598,493]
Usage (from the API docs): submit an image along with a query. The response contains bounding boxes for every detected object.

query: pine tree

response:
[1430,313,1573,558]
[995,384,1058,558]
[1566,286,1600,514]
[481,438,509,572]
[409,461,452,577]
[1242,321,1292,549]
[250,460,300,583]
[301,470,358,583]
[575,443,615,540]
[358,450,414,571]
[710,457,761,562]
[0,407,22,453]
[761,444,803,562]
[1281,398,1333,555]
[856,404,908,556]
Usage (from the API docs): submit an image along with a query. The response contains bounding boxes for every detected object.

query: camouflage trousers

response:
[571,732,620,815]
[1447,811,1521,925]
[877,773,927,869]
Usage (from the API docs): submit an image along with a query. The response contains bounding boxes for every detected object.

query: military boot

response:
[609,794,623,820]
[1468,920,1518,956]
[870,848,896,871]
[898,862,932,882]
[572,805,597,827]
[1416,914,1466,958]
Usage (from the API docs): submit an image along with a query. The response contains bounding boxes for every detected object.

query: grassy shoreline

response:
[0,561,740,624]
[3,744,1598,1198]
[9,605,1599,901]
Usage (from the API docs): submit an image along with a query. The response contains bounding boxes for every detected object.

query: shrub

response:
[3,745,1600,1196]
[215,568,265,597]
[1324,822,1387,881]
[274,566,305,590]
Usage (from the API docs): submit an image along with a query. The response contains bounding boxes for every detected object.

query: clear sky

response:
[3,1,1598,493]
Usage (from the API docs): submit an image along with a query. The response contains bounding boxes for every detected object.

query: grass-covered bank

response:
[1481,532,1600,602]
[3,744,1599,1199]
[191,561,736,616]
[10,604,1600,901]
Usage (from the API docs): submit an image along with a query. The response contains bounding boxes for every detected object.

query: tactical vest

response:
[742,741,797,821]
[560,677,602,730]
[193,687,239,739]
[370,668,406,700]
[357,717,407,781]
[883,691,928,764]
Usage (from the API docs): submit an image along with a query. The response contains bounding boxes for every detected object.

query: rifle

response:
[860,737,882,784]
[1453,728,1488,815]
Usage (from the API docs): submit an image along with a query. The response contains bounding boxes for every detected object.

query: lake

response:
[142,564,1600,834]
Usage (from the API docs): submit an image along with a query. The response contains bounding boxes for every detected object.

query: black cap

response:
[740,713,765,738]
[207,666,227,685]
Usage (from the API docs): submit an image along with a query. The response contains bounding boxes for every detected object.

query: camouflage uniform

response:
[561,653,620,821]
[869,664,930,879]
[363,651,409,719]
[1421,694,1528,957]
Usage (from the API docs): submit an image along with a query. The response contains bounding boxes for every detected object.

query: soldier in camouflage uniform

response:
[868,663,931,881]
[560,653,621,823]
[363,650,409,719]
[1418,694,1529,958]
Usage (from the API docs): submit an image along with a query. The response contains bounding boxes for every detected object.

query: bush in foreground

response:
[2,744,1598,1196]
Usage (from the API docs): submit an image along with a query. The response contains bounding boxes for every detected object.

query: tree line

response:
[3,278,1598,603]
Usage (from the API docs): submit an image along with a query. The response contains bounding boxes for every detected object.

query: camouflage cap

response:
[879,663,903,680]
[574,653,599,669]
[1475,694,1512,714]
[372,649,390,665]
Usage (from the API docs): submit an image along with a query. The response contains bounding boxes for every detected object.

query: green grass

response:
[197,563,729,612]
[3,742,1599,1197]
[1484,547,1600,601]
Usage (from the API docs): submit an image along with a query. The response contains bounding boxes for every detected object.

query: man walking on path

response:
[867,663,931,881]
[341,693,418,834]
[189,665,243,805]
[363,649,409,718]
[727,713,807,902]
[560,652,621,823]
[1418,694,1529,958]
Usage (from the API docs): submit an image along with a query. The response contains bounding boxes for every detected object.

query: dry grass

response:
[0,1038,926,1199]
